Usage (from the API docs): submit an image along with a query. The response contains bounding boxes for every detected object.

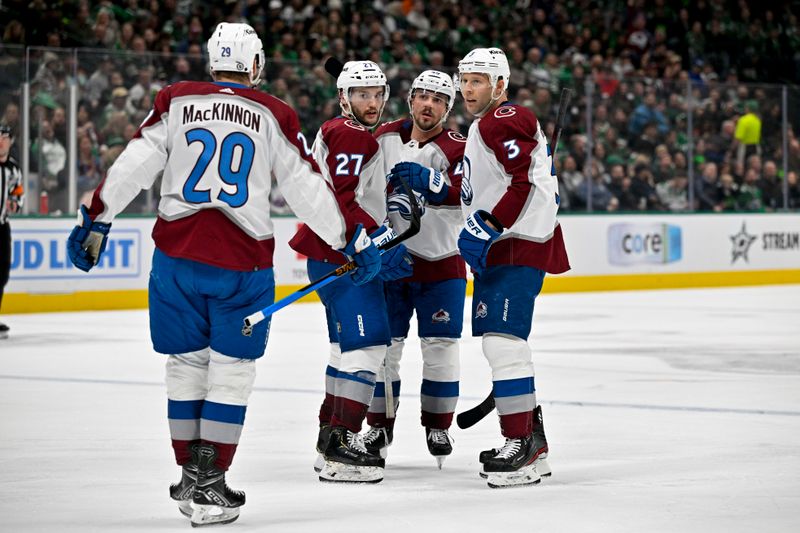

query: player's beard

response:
[352,104,381,128]
[412,106,442,132]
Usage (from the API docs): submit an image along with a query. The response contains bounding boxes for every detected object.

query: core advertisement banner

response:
[606,223,682,266]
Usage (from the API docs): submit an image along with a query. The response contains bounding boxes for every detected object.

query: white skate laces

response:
[347,430,368,454]
[495,438,522,459]
[428,429,452,446]
[363,427,386,446]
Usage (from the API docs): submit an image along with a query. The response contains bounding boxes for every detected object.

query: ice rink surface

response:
[1,285,799,532]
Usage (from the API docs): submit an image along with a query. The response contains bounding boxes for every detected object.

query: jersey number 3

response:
[183,128,253,208]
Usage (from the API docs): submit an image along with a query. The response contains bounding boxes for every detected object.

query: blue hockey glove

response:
[370,225,413,281]
[67,205,111,272]
[389,162,448,203]
[340,224,381,285]
[457,210,502,274]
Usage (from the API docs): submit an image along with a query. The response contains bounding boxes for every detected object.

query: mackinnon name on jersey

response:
[182,103,262,133]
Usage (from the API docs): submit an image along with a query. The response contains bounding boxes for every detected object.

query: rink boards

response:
[4,213,800,313]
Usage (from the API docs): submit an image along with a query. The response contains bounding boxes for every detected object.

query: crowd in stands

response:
[1,0,799,214]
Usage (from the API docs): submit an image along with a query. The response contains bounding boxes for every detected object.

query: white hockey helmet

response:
[457,47,511,91]
[207,22,265,86]
[407,69,456,122]
[336,61,390,125]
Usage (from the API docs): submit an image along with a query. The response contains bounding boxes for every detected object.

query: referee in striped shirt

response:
[1,123,22,339]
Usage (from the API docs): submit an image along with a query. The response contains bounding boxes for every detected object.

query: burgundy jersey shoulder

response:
[374,118,412,141]
[321,116,379,156]
[433,128,467,166]
[478,103,540,149]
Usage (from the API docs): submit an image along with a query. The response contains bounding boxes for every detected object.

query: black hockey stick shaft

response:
[455,88,574,430]
[242,174,420,332]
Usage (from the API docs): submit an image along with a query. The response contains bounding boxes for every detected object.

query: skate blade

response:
[177,499,193,518]
[434,455,448,470]
[313,453,325,473]
[486,464,541,489]
[319,461,384,483]
[190,503,240,527]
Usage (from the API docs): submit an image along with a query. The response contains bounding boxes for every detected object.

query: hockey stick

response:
[455,87,574,430]
[324,56,345,78]
[242,174,422,334]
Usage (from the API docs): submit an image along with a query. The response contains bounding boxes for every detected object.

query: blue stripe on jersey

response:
[326,365,338,378]
[337,370,376,387]
[421,379,459,398]
[202,401,247,425]
[493,377,535,398]
[168,399,204,420]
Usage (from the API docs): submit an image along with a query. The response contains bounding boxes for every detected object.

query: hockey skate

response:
[363,425,393,459]
[319,426,385,483]
[425,428,453,469]
[480,406,551,480]
[190,444,245,527]
[169,444,199,518]
[313,424,331,473]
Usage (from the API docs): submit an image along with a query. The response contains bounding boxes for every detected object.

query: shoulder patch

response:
[493,106,517,119]
[447,130,467,142]
[344,119,367,131]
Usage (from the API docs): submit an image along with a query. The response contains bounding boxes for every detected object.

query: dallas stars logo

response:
[730,222,757,264]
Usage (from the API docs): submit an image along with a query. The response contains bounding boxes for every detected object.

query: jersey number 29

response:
[183,128,253,208]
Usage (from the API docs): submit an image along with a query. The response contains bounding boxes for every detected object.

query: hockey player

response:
[289,60,412,483]
[455,47,570,488]
[67,23,381,526]
[368,70,467,468]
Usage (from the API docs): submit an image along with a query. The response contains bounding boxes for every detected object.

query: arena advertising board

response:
[4,213,799,312]
[559,213,800,275]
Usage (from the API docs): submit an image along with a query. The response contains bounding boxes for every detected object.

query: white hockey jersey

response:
[462,103,569,274]
[375,119,466,282]
[290,116,386,264]
[86,81,353,271]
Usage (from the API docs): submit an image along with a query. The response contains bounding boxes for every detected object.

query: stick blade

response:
[324,57,344,78]
[456,394,495,429]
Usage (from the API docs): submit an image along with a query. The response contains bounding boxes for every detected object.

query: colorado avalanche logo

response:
[475,301,488,319]
[447,131,467,142]
[460,155,473,206]
[344,120,366,131]
[432,309,451,324]
[387,190,426,220]
[494,106,517,119]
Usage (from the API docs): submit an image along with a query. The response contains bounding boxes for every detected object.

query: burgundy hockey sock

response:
[200,439,238,471]
[331,396,370,433]
[172,438,201,466]
[319,393,334,425]
[421,410,454,430]
[499,410,533,438]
